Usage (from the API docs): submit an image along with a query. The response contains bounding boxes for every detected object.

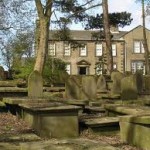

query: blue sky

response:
[69,0,150,31]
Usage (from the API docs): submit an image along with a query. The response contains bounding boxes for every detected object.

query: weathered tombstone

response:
[143,75,150,94]
[134,71,143,94]
[82,76,97,100]
[0,66,5,80]
[111,71,124,95]
[28,70,43,98]
[65,75,97,100]
[121,75,138,100]
[65,76,83,99]
[97,75,107,93]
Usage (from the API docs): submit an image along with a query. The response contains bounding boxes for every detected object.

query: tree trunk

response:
[34,18,50,74]
[34,0,52,74]
[102,0,113,75]
[142,0,150,74]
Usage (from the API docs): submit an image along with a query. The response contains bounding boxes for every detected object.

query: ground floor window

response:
[131,61,145,74]
[66,64,71,74]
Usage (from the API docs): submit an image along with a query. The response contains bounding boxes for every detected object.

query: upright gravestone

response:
[82,76,97,100]
[121,75,138,100]
[0,66,5,80]
[143,75,150,94]
[65,76,83,99]
[28,70,43,98]
[111,71,124,95]
[97,75,107,93]
[134,71,143,94]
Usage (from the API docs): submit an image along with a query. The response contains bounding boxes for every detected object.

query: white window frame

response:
[133,41,145,53]
[49,43,56,56]
[64,43,71,56]
[131,61,145,75]
[66,64,71,74]
[112,44,117,56]
[113,63,117,70]
[96,43,103,56]
[80,45,87,56]
[95,66,102,75]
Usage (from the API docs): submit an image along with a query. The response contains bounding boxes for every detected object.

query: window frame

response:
[95,43,103,56]
[64,43,71,56]
[112,44,117,57]
[66,64,71,75]
[133,40,145,54]
[48,42,56,56]
[131,60,145,74]
[79,44,87,56]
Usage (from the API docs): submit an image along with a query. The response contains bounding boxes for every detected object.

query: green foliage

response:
[85,12,133,30]
[95,55,107,75]
[43,57,67,84]
[13,58,35,80]
[13,56,67,84]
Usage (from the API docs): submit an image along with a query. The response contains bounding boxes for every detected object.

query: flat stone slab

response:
[85,106,106,113]
[65,99,89,106]
[83,117,119,127]
[119,114,150,124]
[0,87,27,92]
[2,97,52,105]
[105,104,150,115]
[19,102,81,112]
[0,138,119,150]
[0,133,41,142]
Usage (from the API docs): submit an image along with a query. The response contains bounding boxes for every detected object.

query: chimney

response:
[110,25,119,33]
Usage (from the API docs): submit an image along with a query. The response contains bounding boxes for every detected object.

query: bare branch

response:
[35,0,44,18]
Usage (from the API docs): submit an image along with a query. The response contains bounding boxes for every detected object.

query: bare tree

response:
[142,0,150,74]
[102,0,113,74]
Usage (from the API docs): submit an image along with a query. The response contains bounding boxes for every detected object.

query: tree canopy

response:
[85,12,133,30]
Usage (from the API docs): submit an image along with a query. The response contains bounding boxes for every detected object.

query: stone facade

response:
[123,25,150,74]
[45,25,150,75]
[48,30,125,75]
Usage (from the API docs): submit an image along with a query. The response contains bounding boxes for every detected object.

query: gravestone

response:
[82,76,97,100]
[97,75,107,93]
[134,71,143,94]
[121,75,138,100]
[111,71,124,95]
[65,76,83,99]
[0,66,5,80]
[143,75,150,94]
[65,75,97,100]
[28,70,43,98]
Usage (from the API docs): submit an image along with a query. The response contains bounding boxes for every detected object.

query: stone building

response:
[122,25,150,74]
[47,25,150,75]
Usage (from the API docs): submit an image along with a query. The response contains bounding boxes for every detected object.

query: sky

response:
[70,0,150,31]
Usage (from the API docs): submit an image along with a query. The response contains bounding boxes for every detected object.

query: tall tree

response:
[142,0,150,74]
[34,0,53,74]
[102,0,113,74]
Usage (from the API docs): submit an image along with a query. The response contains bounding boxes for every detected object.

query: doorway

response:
[79,67,87,75]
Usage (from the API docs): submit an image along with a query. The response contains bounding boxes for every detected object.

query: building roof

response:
[49,30,127,41]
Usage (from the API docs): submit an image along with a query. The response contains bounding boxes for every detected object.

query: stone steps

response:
[80,116,120,135]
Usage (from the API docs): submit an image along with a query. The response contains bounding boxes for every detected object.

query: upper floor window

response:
[96,43,103,56]
[80,45,87,56]
[112,44,117,56]
[48,43,56,56]
[133,41,145,53]
[64,43,71,56]
[66,64,71,74]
